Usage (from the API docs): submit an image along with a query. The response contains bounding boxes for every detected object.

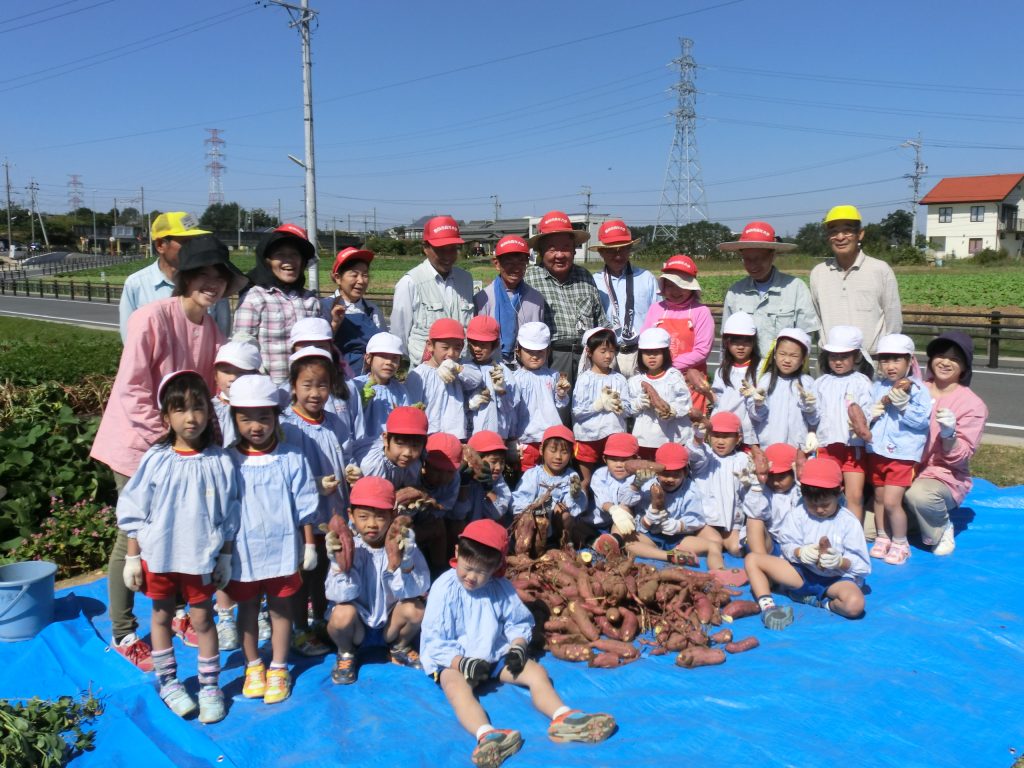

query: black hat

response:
[925,331,974,386]
[177,234,248,297]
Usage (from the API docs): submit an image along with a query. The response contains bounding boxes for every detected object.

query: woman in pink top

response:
[639,254,714,413]
[90,234,247,669]
[904,331,988,556]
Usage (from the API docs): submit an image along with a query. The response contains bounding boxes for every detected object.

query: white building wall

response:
[924,202,999,259]
[997,182,1024,257]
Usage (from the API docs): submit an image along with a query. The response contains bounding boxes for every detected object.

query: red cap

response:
[429,318,464,341]
[466,316,500,342]
[455,519,509,576]
[423,215,464,247]
[527,210,590,249]
[350,476,396,510]
[495,235,529,257]
[385,406,429,437]
[655,442,689,471]
[799,457,843,489]
[662,253,698,277]
[708,411,742,434]
[467,430,506,454]
[275,222,309,241]
[332,246,374,274]
[542,424,575,445]
[603,432,639,458]
[764,443,798,473]
[718,221,796,253]
[425,432,463,472]
[596,219,634,246]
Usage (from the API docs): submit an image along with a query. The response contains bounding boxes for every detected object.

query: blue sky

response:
[4,0,1022,236]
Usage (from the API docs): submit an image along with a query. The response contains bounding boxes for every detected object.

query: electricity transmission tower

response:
[205,128,226,205]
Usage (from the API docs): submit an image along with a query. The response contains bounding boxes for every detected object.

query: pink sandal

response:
[884,541,911,565]
[709,567,749,587]
[869,536,892,559]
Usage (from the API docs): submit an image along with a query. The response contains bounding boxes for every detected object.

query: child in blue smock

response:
[211,340,261,448]
[358,406,426,489]
[581,432,642,554]
[510,322,571,471]
[324,476,430,685]
[462,315,519,441]
[866,333,933,566]
[744,443,803,556]
[511,426,586,551]
[744,458,870,630]
[627,327,693,459]
[455,430,512,525]
[117,370,240,724]
[417,432,465,576]
[710,311,760,446]
[747,327,819,451]
[421,520,616,767]
[351,331,410,462]
[224,374,319,705]
[405,318,471,440]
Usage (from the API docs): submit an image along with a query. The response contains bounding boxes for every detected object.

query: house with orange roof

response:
[919,173,1023,259]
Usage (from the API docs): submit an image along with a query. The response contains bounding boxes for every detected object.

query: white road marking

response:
[0,309,117,328]
[986,423,1024,432]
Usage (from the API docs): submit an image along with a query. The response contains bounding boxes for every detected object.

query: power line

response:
[0,0,83,25]
[0,0,114,35]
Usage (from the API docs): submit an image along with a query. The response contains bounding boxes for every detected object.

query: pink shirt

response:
[91,297,225,477]
[917,385,988,505]
[639,297,715,371]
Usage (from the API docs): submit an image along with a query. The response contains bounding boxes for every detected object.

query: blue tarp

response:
[1,478,1022,767]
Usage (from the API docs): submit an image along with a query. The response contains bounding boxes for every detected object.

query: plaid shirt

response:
[232,285,322,383]
[525,264,609,345]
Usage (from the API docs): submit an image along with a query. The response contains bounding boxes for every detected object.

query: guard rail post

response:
[988,310,1002,368]
[53,280,59,299]
[105,282,111,303]
[69,280,75,301]
[86,281,92,301]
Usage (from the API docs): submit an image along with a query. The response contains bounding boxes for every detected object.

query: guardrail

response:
[3,279,1023,368]
[0,254,145,279]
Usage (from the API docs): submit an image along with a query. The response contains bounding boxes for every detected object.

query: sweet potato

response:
[847,402,872,442]
[662,632,689,651]
[549,643,592,662]
[623,458,666,476]
[618,607,639,642]
[684,368,714,400]
[641,381,670,415]
[649,481,666,511]
[512,512,536,556]
[576,572,594,601]
[588,652,623,668]
[543,617,574,633]
[568,601,600,642]
[325,515,355,573]
[595,616,622,641]
[384,514,413,572]
[725,637,760,654]
[591,638,640,660]
[693,593,715,625]
[819,536,831,555]
[675,646,726,668]
[721,600,760,619]
[709,628,733,645]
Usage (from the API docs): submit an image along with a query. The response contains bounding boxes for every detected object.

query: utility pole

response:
[237,205,242,249]
[140,186,146,255]
[580,185,593,263]
[4,161,13,253]
[901,133,927,248]
[332,216,336,253]
[270,0,320,291]
[490,194,501,221]
[26,180,37,245]
[373,207,377,236]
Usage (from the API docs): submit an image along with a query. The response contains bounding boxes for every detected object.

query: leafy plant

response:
[972,247,1010,266]
[0,690,102,767]
[10,498,116,579]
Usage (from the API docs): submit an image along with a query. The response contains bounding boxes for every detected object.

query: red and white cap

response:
[589,219,639,250]
[655,442,689,471]
[763,443,798,473]
[385,406,429,437]
[526,210,590,249]
[350,476,396,510]
[365,332,404,357]
[429,318,464,341]
[332,246,374,274]
[542,424,575,445]
[659,254,701,292]
[722,311,757,337]
[467,315,500,343]
[708,411,742,435]
[494,235,529,257]
[423,216,464,247]
[799,457,843,489]
[604,432,639,458]
[425,432,463,472]
[717,221,796,253]
[467,430,506,454]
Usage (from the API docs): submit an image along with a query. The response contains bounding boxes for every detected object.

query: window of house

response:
[969,238,983,254]
[970,206,985,222]
[938,207,952,223]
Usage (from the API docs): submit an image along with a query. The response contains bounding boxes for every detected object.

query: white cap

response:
[659,272,701,293]
[821,325,864,354]
[722,311,757,337]
[228,374,282,408]
[876,333,915,356]
[288,317,333,348]
[638,327,671,350]
[289,347,333,367]
[517,321,551,351]
[215,341,262,372]
[776,327,811,352]
[365,332,404,357]
[156,369,201,408]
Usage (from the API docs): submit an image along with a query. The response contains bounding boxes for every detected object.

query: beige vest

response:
[406,260,474,362]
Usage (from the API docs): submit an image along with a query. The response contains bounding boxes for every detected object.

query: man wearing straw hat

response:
[590,219,658,376]
[524,210,609,381]
[719,221,819,354]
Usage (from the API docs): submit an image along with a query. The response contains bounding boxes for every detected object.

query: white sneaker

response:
[933,524,956,556]
[216,611,239,651]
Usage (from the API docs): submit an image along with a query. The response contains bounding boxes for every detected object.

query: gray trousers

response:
[903,478,955,544]
[108,473,136,641]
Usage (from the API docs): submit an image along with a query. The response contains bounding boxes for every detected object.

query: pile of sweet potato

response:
[506,549,759,669]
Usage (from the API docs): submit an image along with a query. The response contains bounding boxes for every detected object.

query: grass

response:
[970,444,1024,488]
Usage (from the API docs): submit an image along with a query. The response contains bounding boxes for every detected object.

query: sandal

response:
[869,536,892,559]
[884,541,911,566]
[709,567,749,587]
[667,549,700,567]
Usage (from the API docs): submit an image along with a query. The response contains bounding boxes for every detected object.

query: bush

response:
[9,497,116,579]
[972,247,1009,266]
[889,244,927,266]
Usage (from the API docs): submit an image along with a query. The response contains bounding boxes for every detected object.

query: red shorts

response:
[225,572,303,603]
[818,443,866,474]
[574,437,608,464]
[636,446,658,461]
[520,442,542,471]
[141,560,215,604]
[868,454,917,488]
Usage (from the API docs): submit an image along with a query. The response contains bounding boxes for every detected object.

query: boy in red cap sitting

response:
[745,443,802,555]
[421,519,616,767]
[406,318,471,440]
[581,432,643,551]
[744,457,870,630]
[358,406,427,489]
[324,476,429,684]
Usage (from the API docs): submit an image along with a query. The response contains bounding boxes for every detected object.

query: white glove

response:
[344,464,363,485]
[632,391,651,411]
[489,366,507,394]
[437,359,462,384]
[468,388,492,410]
[643,507,668,532]
[632,467,657,485]
[605,388,623,415]
[608,503,636,535]
[751,387,766,406]
[734,462,756,489]
[400,530,417,570]
[887,385,910,410]
[869,401,886,420]
[798,388,817,412]
[212,552,233,589]
[738,380,756,399]
[325,530,342,554]
[123,554,143,592]
[302,543,318,571]
[802,431,819,454]
[798,543,820,566]
[818,549,843,570]
[936,407,957,439]
[591,389,612,413]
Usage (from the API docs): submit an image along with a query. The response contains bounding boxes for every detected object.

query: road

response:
[1,294,1022,443]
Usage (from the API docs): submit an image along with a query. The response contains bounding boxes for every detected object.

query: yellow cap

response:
[151,212,209,240]
[824,205,862,225]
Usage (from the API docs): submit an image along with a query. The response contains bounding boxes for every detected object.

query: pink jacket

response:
[917,385,988,505]
[639,297,714,371]
[90,297,224,477]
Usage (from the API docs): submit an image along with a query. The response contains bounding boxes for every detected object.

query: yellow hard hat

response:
[824,205,862,225]
[151,211,209,240]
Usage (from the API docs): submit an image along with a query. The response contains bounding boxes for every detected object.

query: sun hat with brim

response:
[588,219,640,251]
[717,221,796,253]
[332,247,374,274]
[659,253,701,293]
[457,519,509,576]
[151,211,209,240]
[423,216,465,247]
[722,311,757,337]
[288,317,333,347]
[875,333,915,356]
[821,325,864,354]
[799,457,843,489]
[925,331,974,386]
[655,442,689,471]
[467,430,506,454]
[215,341,262,372]
[365,332,404,357]
[386,406,429,437]
[542,424,575,445]
[638,327,671,350]
[350,476,396,510]
[708,411,742,434]
[229,374,283,409]
[255,224,316,265]
[527,210,590,250]
[517,321,551,351]
[156,369,201,409]
[764,443,798,474]
[426,432,463,472]
[177,234,248,297]
[604,432,639,458]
